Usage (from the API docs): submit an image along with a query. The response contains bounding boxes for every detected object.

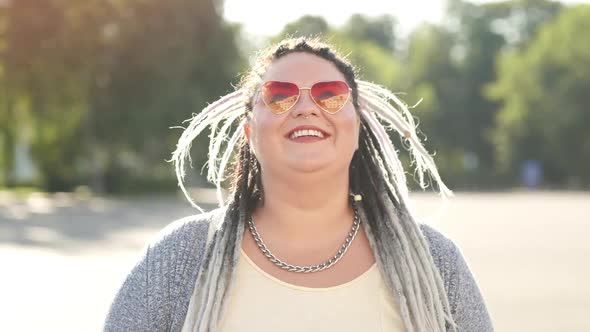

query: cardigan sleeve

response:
[447,241,494,332]
[102,212,214,332]
[103,243,151,331]
[419,223,494,332]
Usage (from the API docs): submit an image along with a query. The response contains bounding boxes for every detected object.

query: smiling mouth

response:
[285,125,331,143]
[290,129,324,139]
[285,128,330,143]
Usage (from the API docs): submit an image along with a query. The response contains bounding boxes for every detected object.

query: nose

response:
[290,88,319,119]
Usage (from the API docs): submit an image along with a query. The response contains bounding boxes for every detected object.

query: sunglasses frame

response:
[258,80,353,115]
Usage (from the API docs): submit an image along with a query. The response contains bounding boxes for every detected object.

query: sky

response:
[223,0,589,38]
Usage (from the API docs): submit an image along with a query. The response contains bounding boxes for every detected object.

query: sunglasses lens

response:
[260,81,299,114]
[311,81,350,113]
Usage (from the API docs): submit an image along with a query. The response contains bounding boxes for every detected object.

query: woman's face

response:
[244,52,360,177]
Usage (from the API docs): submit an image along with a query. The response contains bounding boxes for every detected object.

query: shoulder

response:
[142,208,226,328]
[418,222,461,264]
[417,223,463,306]
[146,207,224,253]
[103,208,226,331]
[418,223,494,330]
[142,207,226,286]
[417,222,462,288]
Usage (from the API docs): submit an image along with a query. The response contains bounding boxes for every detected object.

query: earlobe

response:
[244,123,251,140]
[244,122,257,156]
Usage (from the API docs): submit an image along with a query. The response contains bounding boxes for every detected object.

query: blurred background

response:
[0,0,588,331]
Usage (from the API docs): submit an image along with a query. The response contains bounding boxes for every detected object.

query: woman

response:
[104,37,493,332]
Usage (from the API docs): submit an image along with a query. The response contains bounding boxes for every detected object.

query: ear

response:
[243,121,252,141]
[243,123,249,139]
[243,120,260,159]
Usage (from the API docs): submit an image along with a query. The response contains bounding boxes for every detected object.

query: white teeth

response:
[289,129,325,139]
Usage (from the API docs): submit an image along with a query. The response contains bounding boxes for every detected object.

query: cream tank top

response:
[217,249,405,332]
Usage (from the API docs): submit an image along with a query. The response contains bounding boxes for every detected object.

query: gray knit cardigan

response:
[103,209,494,331]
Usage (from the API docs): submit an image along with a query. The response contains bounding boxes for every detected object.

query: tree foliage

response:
[401,0,563,187]
[274,15,330,40]
[1,0,587,192]
[2,0,245,191]
[487,5,590,185]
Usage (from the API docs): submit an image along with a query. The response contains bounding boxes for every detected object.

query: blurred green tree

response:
[0,3,11,186]
[4,0,97,190]
[91,0,245,192]
[401,0,562,188]
[402,23,467,186]
[487,5,590,186]
[332,15,401,88]
[274,15,330,40]
[341,14,397,52]
[3,0,584,192]
[3,0,244,192]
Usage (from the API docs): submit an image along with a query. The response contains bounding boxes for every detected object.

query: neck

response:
[251,169,355,243]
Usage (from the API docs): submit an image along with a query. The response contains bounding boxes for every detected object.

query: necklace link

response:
[247,206,361,273]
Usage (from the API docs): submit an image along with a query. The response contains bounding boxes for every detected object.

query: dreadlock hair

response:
[175,37,458,332]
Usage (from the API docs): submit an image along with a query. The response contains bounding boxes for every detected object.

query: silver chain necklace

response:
[247,205,361,273]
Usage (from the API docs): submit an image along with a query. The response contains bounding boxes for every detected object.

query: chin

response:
[291,163,326,173]
[285,157,335,173]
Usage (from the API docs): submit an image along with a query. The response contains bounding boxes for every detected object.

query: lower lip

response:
[288,136,328,143]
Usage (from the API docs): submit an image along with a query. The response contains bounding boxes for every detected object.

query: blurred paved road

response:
[1,191,588,331]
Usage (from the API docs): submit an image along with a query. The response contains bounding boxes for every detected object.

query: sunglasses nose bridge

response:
[290,86,319,117]
[297,87,317,105]
[299,86,312,97]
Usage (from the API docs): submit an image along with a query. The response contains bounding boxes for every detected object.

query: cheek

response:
[335,108,360,146]
[248,110,283,157]
[252,110,279,139]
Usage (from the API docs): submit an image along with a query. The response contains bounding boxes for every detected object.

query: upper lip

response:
[285,125,331,139]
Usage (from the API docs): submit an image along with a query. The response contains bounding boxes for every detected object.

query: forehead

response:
[262,52,347,85]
